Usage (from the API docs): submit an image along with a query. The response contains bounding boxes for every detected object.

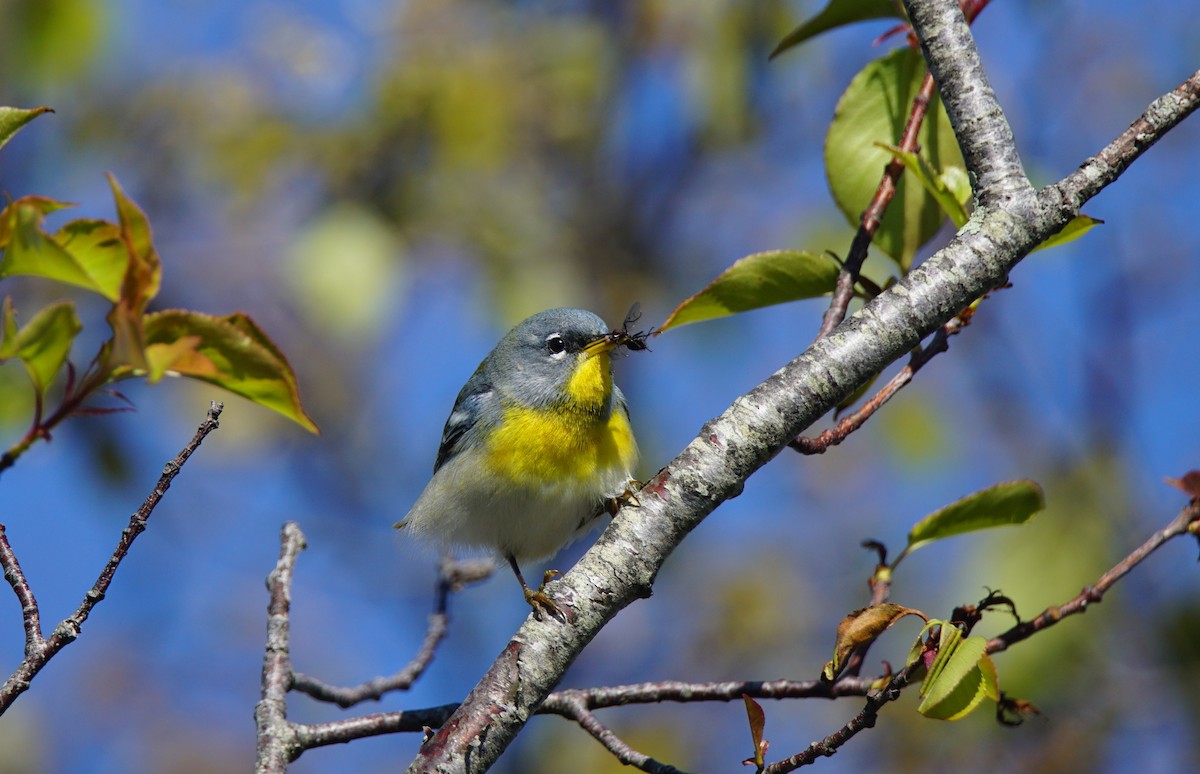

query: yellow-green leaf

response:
[825,48,964,270]
[0,197,120,296]
[896,480,1045,565]
[143,310,318,433]
[876,143,969,228]
[940,166,972,214]
[0,297,19,358]
[101,175,165,374]
[11,301,82,396]
[658,250,839,333]
[107,173,162,313]
[822,603,927,682]
[1032,215,1103,253]
[770,0,902,59]
[918,634,998,720]
[0,106,54,152]
[55,218,131,301]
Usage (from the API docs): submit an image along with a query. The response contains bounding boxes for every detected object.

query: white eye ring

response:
[546,334,568,359]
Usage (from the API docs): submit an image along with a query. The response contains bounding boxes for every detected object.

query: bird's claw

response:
[525,570,566,622]
[604,479,644,516]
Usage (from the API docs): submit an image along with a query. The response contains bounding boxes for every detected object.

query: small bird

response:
[397,308,640,620]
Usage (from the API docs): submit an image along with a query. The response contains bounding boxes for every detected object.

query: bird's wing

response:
[433,366,496,473]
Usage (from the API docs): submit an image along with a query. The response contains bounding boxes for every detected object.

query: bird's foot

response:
[604,479,644,516]
[524,569,567,622]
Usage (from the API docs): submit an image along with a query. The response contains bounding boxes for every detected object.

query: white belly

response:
[400,445,632,561]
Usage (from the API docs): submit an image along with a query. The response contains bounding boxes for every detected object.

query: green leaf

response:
[940,166,972,213]
[920,622,965,694]
[770,0,903,59]
[0,297,19,358]
[0,197,120,296]
[896,480,1045,564]
[107,173,162,312]
[658,250,840,333]
[823,603,926,682]
[54,218,131,301]
[825,48,964,269]
[918,633,998,720]
[11,301,82,396]
[876,143,969,228]
[102,174,164,373]
[0,106,54,152]
[143,309,319,433]
[1032,215,1103,253]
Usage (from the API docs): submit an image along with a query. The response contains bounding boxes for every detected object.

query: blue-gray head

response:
[485,308,618,412]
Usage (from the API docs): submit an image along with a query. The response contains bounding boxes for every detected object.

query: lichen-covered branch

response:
[902,0,1032,204]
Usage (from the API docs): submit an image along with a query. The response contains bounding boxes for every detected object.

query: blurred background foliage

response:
[1,1,1199,772]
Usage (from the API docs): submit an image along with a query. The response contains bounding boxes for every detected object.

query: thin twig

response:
[0,526,42,656]
[545,692,687,774]
[792,314,967,454]
[543,677,874,711]
[988,500,1200,654]
[291,704,462,750]
[291,556,492,707]
[0,401,223,715]
[291,614,448,707]
[762,668,918,773]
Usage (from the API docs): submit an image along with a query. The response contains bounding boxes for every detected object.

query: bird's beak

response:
[582,333,619,356]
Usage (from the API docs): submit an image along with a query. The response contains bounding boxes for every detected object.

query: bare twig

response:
[255,521,307,772]
[793,314,968,454]
[536,676,881,770]
[0,401,223,715]
[542,691,687,774]
[1045,68,1200,214]
[988,500,1200,654]
[762,668,918,773]
[290,557,491,708]
[291,616,448,708]
[543,677,874,711]
[0,527,41,657]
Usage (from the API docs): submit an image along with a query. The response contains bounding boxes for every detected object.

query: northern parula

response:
[396,308,640,620]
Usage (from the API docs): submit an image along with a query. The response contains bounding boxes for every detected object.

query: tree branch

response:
[902,0,1031,204]
[255,522,307,772]
[0,401,223,714]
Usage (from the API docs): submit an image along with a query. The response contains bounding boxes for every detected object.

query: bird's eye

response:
[546,334,567,356]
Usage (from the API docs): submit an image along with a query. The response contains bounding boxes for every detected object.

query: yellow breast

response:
[484,352,636,486]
